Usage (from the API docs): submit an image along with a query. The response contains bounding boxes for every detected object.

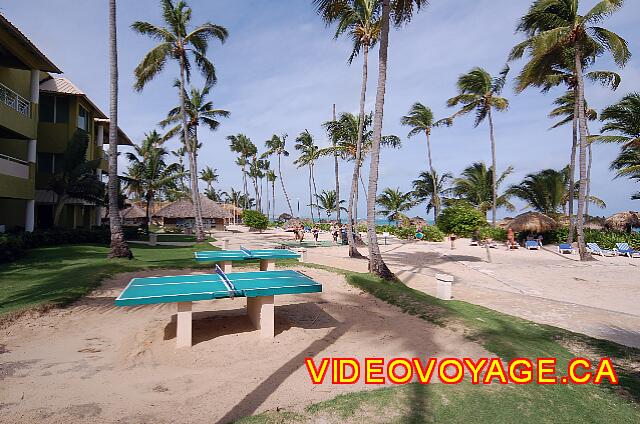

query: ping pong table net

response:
[215,264,236,299]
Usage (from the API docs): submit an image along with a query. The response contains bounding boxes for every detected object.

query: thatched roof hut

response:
[604,211,640,233]
[278,213,293,222]
[283,218,305,230]
[505,212,557,233]
[410,216,428,226]
[102,203,146,223]
[155,195,231,220]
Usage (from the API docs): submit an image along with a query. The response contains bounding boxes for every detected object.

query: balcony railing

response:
[0,153,29,179]
[0,82,31,118]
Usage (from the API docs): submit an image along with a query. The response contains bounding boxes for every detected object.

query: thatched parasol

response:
[505,212,558,233]
[155,195,232,219]
[283,218,304,230]
[604,211,640,233]
[410,216,428,226]
[278,213,293,222]
[496,217,514,229]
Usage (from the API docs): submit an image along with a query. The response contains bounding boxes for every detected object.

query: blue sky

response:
[3,0,639,219]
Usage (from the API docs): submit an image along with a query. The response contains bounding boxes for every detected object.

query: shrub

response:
[437,203,486,237]
[421,225,445,242]
[0,234,25,264]
[393,227,416,240]
[243,210,269,232]
[478,226,507,242]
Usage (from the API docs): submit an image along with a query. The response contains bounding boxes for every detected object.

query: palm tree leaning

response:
[107,0,132,258]
[266,170,278,221]
[200,166,219,194]
[132,0,228,242]
[262,134,294,217]
[446,66,510,226]
[510,0,630,260]
[412,170,452,223]
[228,134,257,202]
[315,0,381,259]
[401,102,451,222]
[125,131,181,229]
[314,190,347,220]
[376,188,415,226]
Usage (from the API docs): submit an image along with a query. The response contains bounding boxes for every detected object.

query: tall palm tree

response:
[294,130,321,222]
[610,147,640,200]
[376,188,415,226]
[171,146,189,193]
[313,190,347,220]
[412,170,452,223]
[446,66,510,226]
[511,0,630,260]
[228,134,256,201]
[266,169,278,221]
[549,91,599,219]
[507,167,605,217]
[132,0,228,242]
[248,157,268,212]
[107,0,131,258]
[452,162,515,217]
[331,104,341,223]
[262,134,294,216]
[316,0,381,257]
[199,166,218,193]
[401,102,451,221]
[125,131,181,228]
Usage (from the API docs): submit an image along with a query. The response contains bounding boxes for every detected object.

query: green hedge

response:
[478,226,507,242]
[243,210,269,231]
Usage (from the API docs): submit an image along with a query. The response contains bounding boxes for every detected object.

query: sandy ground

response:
[0,266,486,423]
[216,226,640,349]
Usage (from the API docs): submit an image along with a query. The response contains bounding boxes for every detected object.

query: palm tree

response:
[49,131,105,227]
[317,0,428,278]
[446,66,509,226]
[549,91,599,220]
[507,167,605,217]
[452,162,515,217]
[107,0,131,258]
[125,131,181,228]
[132,0,228,242]
[262,134,294,216]
[313,190,347,220]
[294,130,321,222]
[331,104,341,223]
[511,0,630,260]
[199,166,218,193]
[316,0,381,256]
[597,93,640,200]
[228,134,257,201]
[266,169,277,221]
[376,188,415,226]
[412,170,453,223]
[401,102,451,221]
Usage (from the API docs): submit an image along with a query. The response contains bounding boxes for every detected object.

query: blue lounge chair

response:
[558,243,574,254]
[586,243,616,257]
[525,240,540,250]
[615,242,640,258]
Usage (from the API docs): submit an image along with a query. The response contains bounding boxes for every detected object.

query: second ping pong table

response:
[194,246,300,272]
[115,266,322,348]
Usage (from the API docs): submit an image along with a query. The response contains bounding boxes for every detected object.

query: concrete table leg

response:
[176,301,193,348]
[259,259,275,271]
[220,261,233,273]
[247,296,275,338]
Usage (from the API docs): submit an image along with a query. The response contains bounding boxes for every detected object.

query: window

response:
[78,106,88,131]
[39,95,69,124]
[37,152,53,173]
[40,94,54,122]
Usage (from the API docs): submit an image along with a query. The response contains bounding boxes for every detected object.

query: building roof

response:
[155,195,232,220]
[40,77,133,146]
[102,203,147,220]
[0,14,61,73]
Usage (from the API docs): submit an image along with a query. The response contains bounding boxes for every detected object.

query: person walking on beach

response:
[331,224,339,244]
[506,227,516,250]
[312,226,319,244]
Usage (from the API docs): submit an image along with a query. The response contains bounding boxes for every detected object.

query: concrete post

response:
[222,239,229,250]
[96,124,104,148]
[25,199,35,232]
[436,274,453,300]
[30,70,40,104]
[176,301,193,348]
[247,295,275,338]
[149,233,158,246]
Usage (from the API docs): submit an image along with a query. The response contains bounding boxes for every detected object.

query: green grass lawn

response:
[1,246,638,423]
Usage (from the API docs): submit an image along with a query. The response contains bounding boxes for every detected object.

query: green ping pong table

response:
[194,246,300,272]
[115,267,322,348]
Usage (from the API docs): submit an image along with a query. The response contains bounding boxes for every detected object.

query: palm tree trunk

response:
[347,42,370,258]
[311,163,319,221]
[487,108,498,226]
[567,88,578,244]
[242,162,248,201]
[574,47,591,261]
[146,192,152,232]
[333,104,340,224]
[366,0,393,279]
[585,126,593,219]
[272,181,276,221]
[278,154,294,216]
[308,166,314,222]
[179,56,205,241]
[107,0,131,259]
[425,129,439,221]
